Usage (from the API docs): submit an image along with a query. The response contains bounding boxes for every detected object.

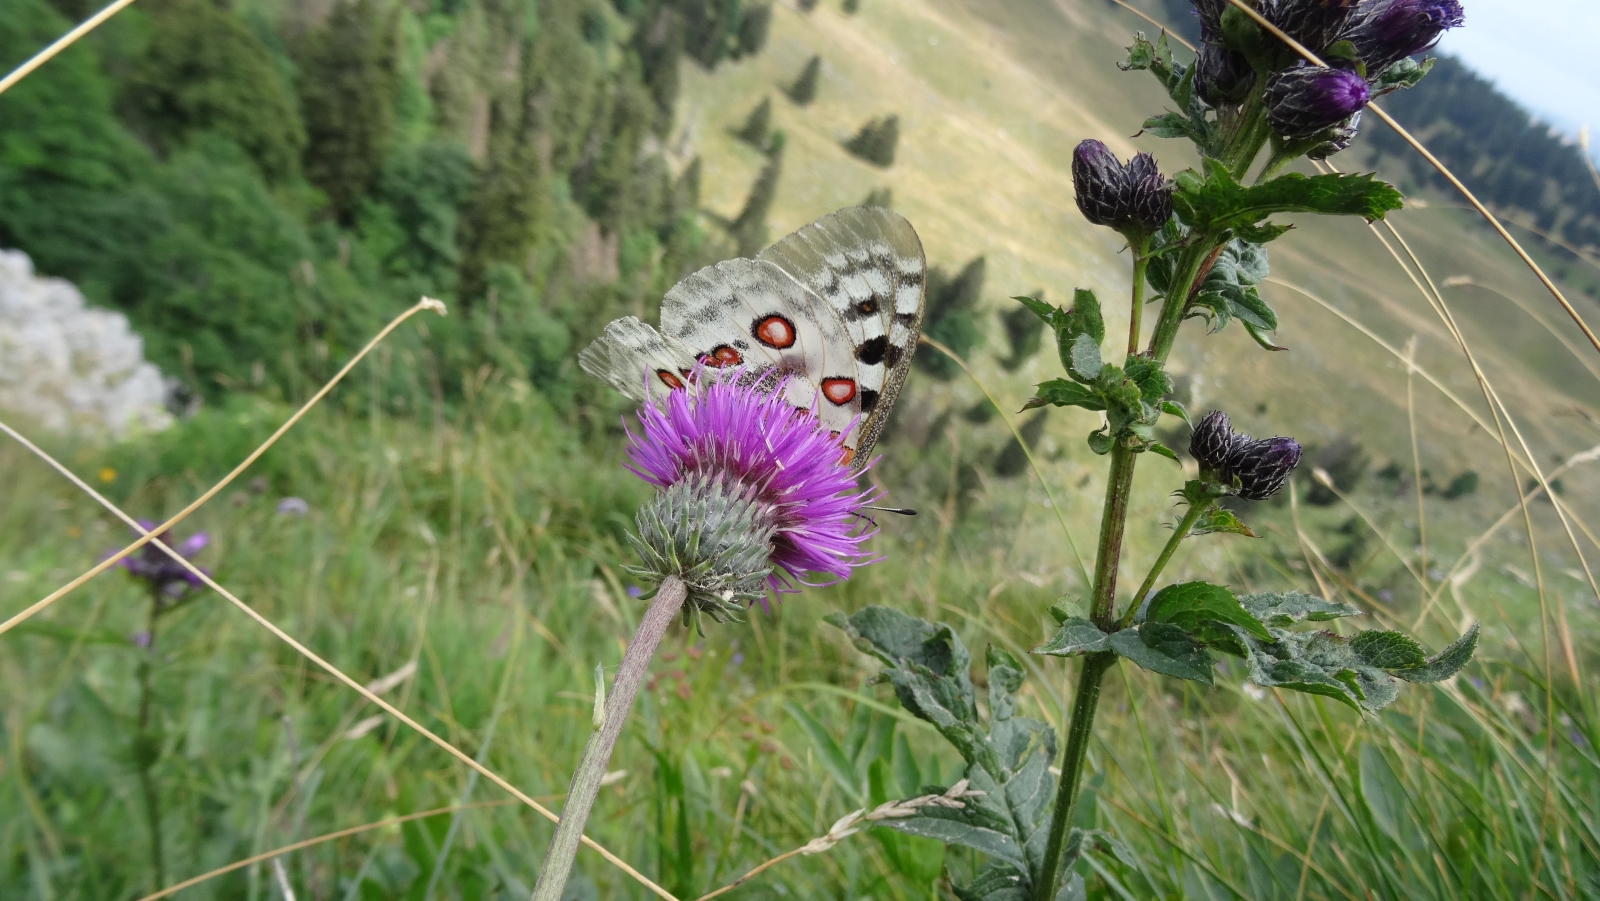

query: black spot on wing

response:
[856,335,888,365]
[859,388,880,413]
[884,343,905,368]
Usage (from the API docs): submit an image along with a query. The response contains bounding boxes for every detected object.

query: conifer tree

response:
[736,96,772,148]
[842,0,859,13]
[788,55,821,105]
[916,255,985,380]
[998,290,1045,371]
[635,5,685,133]
[844,114,898,167]
[736,4,771,57]
[298,0,401,222]
[129,0,305,182]
[731,142,782,256]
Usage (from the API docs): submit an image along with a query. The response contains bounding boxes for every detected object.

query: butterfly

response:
[578,206,927,472]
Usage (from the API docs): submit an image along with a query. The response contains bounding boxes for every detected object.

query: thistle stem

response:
[530,576,687,901]
[1120,501,1210,630]
[1127,240,1152,357]
[1088,444,1138,629]
[1031,652,1113,901]
[135,589,165,889]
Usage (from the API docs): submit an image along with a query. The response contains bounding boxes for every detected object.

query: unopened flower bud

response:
[1071,140,1171,234]
[1123,153,1173,231]
[1189,411,1241,476]
[1196,43,1256,107]
[1230,436,1302,500]
[1345,0,1464,73]
[1263,66,1370,139]
[1072,140,1125,228]
[1269,0,1359,55]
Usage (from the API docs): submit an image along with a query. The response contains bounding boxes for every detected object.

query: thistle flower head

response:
[117,521,209,599]
[1189,410,1302,500]
[1268,0,1360,55]
[1071,140,1172,234]
[1196,43,1256,107]
[625,370,880,621]
[1345,0,1464,72]
[1263,65,1370,139]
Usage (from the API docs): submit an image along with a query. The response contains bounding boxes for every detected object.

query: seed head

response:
[1263,65,1370,139]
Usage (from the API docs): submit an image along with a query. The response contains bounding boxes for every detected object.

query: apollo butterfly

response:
[578,206,927,472]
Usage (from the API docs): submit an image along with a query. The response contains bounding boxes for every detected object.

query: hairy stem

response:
[1120,500,1211,630]
[135,590,165,889]
[1031,652,1113,901]
[530,576,687,901]
[1088,444,1138,629]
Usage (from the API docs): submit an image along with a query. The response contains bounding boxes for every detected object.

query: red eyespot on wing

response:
[840,447,856,468]
[702,345,743,367]
[753,314,797,349]
[821,377,858,405]
[657,370,684,390]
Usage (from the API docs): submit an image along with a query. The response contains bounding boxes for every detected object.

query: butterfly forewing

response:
[758,206,926,464]
[578,205,926,472]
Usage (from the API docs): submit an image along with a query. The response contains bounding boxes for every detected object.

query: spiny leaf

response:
[1173,158,1404,235]
[1024,379,1105,412]
[1393,623,1479,683]
[1350,631,1427,670]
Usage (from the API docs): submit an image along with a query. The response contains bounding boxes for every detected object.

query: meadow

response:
[4,0,1600,898]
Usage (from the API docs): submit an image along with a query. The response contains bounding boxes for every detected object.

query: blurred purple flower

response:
[116,520,209,599]
[276,497,309,516]
[626,585,643,598]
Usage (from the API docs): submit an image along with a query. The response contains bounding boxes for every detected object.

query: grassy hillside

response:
[4,0,1600,898]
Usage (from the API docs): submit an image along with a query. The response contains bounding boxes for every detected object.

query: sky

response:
[1436,0,1600,158]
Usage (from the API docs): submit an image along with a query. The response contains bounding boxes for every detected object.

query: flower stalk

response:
[531,575,688,901]
[134,587,165,889]
[1122,501,1212,629]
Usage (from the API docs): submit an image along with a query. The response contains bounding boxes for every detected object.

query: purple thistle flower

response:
[116,520,210,600]
[276,497,309,516]
[1344,0,1464,73]
[624,370,880,619]
[1263,65,1369,139]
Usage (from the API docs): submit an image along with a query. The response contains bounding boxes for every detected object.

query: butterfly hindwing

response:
[578,206,925,472]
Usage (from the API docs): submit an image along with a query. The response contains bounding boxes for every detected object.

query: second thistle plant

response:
[827,3,1479,900]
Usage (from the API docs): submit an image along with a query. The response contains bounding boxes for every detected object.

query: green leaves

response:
[1014,291,1104,380]
[1173,158,1404,236]
[1023,379,1105,413]
[828,607,1076,900]
[1188,238,1277,339]
[1033,617,1110,657]
[1121,32,1218,156]
[1144,582,1271,641]
[1110,624,1215,684]
[1240,618,1480,712]
[1239,590,1361,626]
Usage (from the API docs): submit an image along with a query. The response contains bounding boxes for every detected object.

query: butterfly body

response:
[580,206,926,471]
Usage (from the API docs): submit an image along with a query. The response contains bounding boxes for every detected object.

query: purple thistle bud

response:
[1263,65,1369,139]
[1230,436,1303,500]
[625,369,880,620]
[1268,0,1359,54]
[1344,0,1464,72]
[1189,411,1302,500]
[1192,0,1229,37]
[1072,141,1172,234]
[1196,43,1256,107]
[1072,140,1126,229]
[1189,411,1242,475]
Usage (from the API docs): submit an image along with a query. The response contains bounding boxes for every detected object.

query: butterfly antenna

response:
[861,505,917,516]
